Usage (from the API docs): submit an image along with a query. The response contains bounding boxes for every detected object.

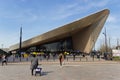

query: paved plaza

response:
[0,61,120,80]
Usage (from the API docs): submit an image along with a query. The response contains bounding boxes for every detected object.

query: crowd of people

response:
[1,50,112,76]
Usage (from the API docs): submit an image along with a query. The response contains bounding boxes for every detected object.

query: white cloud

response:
[51,0,110,20]
[52,3,80,20]
[107,15,117,23]
[0,32,19,48]
[89,0,109,7]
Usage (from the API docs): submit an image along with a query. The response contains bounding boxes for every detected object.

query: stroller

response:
[35,66,42,76]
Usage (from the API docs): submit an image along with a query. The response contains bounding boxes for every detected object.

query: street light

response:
[19,26,22,61]
[1,44,3,49]
[103,27,108,52]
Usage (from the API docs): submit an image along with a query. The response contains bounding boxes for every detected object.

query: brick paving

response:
[0,60,120,80]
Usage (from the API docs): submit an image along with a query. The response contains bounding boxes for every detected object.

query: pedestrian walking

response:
[2,55,7,66]
[30,54,39,75]
[59,53,64,66]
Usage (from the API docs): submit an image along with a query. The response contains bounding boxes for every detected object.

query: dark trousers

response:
[2,60,7,66]
[59,59,62,66]
[31,69,34,75]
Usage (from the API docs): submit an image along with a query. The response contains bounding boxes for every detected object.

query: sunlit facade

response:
[9,9,109,53]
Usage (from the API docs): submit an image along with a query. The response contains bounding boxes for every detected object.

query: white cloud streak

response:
[107,15,117,23]
[0,32,19,48]
[51,0,110,20]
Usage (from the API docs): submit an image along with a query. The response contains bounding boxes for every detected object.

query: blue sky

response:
[0,0,120,49]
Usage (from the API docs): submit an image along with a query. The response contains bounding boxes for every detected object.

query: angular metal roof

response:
[9,9,109,52]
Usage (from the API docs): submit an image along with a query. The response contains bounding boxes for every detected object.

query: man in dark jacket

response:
[30,55,39,75]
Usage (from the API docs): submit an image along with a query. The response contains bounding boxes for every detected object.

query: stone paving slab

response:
[0,61,120,80]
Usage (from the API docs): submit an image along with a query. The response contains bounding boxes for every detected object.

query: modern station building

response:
[9,9,109,54]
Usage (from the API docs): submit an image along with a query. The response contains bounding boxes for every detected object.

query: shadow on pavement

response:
[41,71,53,76]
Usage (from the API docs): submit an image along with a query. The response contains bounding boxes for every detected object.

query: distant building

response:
[9,9,109,54]
[116,46,120,50]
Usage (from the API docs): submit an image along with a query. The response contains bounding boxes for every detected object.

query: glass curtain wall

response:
[36,37,73,52]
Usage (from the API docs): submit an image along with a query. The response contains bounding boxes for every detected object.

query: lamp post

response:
[19,26,22,61]
[93,39,95,51]
[117,38,119,48]
[1,44,3,49]
[103,27,108,52]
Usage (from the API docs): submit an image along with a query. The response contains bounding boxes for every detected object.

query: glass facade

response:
[36,37,73,52]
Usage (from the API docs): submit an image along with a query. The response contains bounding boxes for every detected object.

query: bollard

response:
[92,56,94,61]
[86,57,88,62]
[80,57,81,61]
[67,57,68,61]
